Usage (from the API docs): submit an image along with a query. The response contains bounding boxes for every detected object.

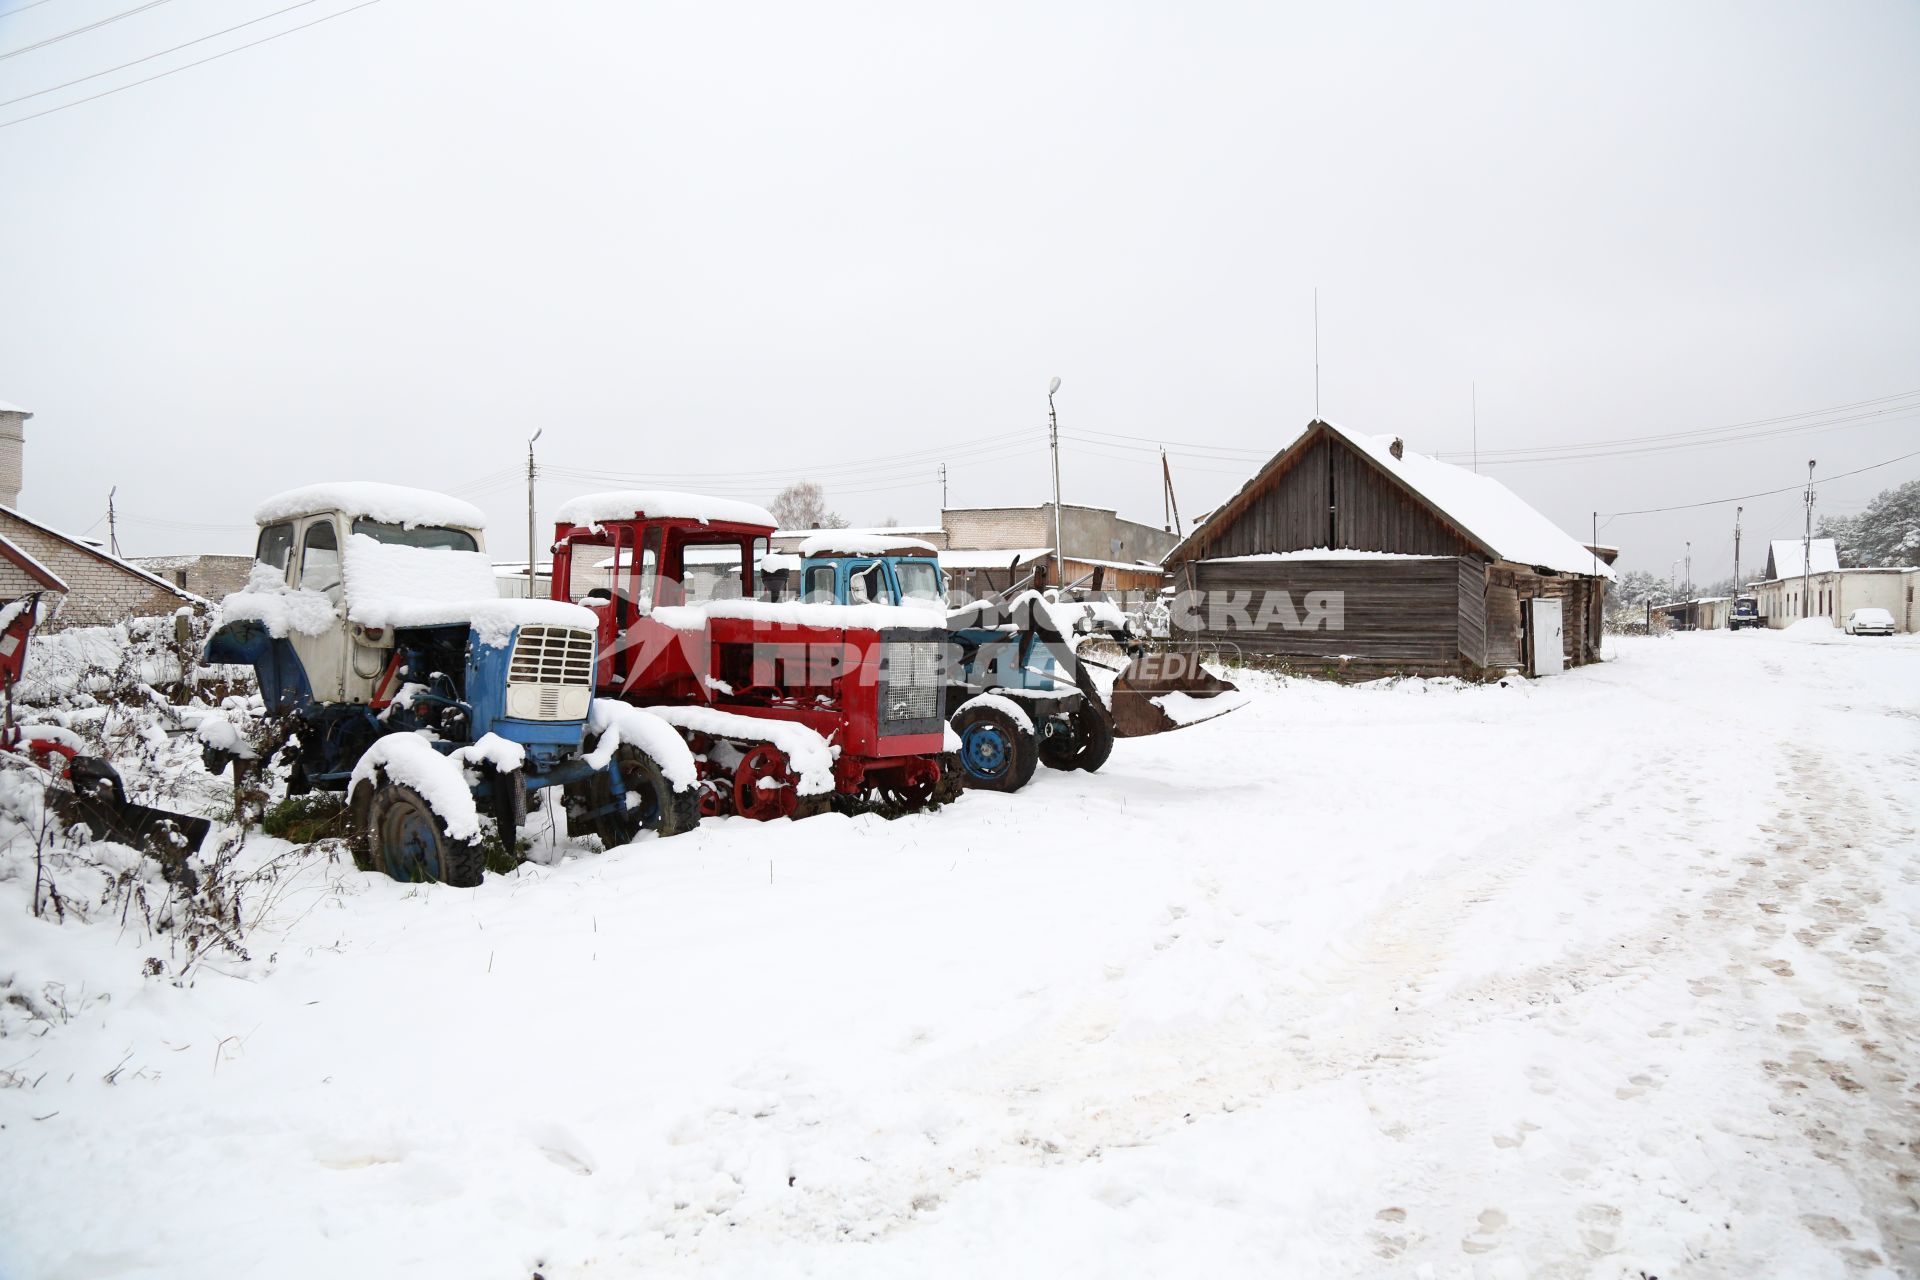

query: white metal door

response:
[1529,598,1565,676]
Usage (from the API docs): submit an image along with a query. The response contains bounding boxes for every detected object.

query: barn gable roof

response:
[0,530,67,593]
[0,505,205,606]
[1164,420,1611,578]
[1762,538,1839,580]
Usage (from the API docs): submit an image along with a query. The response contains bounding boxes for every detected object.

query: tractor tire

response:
[358,780,484,888]
[949,704,1037,793]
[1039,704,1115,773]
[577,744,701,848]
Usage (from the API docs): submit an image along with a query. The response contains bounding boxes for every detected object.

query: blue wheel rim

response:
[385,806,443,881]
[960,721,1012,781]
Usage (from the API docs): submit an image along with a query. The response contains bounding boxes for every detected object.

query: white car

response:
[1844,607,1896,636]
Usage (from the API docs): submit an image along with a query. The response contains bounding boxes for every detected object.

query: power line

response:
[0,0,173,62]
[0,0,74,17]
[0,0,331,110]
[0,0,384,130]
[1602,447,1920,519]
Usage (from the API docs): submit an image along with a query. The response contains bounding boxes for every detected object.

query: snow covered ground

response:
[2,629,1917,1278]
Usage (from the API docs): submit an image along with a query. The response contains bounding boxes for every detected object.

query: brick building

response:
[0,401,205,629]
[130,553,256,603]
[941,502,1174,595]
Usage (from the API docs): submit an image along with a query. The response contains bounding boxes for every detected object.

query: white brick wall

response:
[0,412,25,511]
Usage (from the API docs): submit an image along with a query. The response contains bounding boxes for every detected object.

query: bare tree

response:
[769,482,847,530]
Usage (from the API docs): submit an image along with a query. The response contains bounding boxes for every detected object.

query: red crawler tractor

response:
[548,492,957,823]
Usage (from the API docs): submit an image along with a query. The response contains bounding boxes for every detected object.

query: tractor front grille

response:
[877,631,943,736]
[505,625,595,721]
[508,626,595,687]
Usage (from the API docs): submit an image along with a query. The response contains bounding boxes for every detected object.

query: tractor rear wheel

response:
[354,780,484,888]
[950,704,1037,793]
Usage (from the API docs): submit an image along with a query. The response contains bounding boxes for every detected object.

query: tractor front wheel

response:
[950,704,1037,793]
[1039,705,1116,773]
[568,744,700,846]
[352,780,484,888]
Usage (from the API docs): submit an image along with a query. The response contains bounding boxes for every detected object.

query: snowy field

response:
[3,628,1917,1279]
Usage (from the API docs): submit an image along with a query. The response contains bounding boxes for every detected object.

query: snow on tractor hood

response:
[554,490,776,530]
[341,538,595,646]
[254,482,488,530]
[220,538,595,647]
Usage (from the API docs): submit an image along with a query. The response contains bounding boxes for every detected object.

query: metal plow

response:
[1100,647,1248,739]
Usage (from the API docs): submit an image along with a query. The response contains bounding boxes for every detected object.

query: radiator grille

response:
[879,634,942,733]
[508,626,595,688]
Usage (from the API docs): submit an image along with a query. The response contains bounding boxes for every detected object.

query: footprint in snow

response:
[1460,1207,1508,1254]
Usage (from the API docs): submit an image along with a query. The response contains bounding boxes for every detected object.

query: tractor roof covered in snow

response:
[554,491,777,531]
[255,482,488,531]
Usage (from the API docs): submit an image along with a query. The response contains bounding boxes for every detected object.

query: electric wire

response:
[0,0,383,129]
[0,0,172,61]
[0,0,331,109]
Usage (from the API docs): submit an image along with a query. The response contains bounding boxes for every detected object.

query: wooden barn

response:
[1162,419,1613,677]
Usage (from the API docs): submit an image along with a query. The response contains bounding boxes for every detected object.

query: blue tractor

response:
[764,535,1117,792]
[203,483,699,885]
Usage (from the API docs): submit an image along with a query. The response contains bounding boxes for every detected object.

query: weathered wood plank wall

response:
[1192,558,1463,665]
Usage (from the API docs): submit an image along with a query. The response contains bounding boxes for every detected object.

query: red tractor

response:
[547,492,958,825]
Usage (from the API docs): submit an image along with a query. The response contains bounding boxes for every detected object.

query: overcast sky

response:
[2,0,1915,582]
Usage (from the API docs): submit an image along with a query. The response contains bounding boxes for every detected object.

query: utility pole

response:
[1047,377,1064,587]
[938,462,947,511]
[1313,288,1320,419]
[1162,449,1183,537]
[107,486,119,557]
[527,428,544,598]
[1685,540,1691,597]
[1733,506,1743,600]
[1802,458,1816,618]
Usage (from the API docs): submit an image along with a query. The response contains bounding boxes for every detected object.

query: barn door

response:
[1528,598,1565,676]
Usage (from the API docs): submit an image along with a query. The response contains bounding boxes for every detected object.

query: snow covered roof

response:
[1764,538,1840,579]
[776,525,943,539]
[0,400,28,415]
[1166,420,1612,578]
[796,532,938,557]
[938,547,1051,570]
[1060,555,1168,574]
[0,530,67,593]
[255,483,486,530]
[1205,548,1448,563]
[0,504,202,604]
[555,491,776,530]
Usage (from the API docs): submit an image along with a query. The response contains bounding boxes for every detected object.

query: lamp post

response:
[1047,377,1063,589]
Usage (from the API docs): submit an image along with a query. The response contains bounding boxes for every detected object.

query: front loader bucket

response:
[1107,649,1247,738]
[48,756,212,855]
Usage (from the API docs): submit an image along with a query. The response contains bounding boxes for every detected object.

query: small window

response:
[896,560,943,603]
[802,564,837,604]
[848,561,888,604]
[256,522,295,574]
[300,520,342,599]
[637,527,663,610]
[750,536,771,599]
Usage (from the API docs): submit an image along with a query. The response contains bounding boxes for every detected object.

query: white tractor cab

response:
[205,482,700,885]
